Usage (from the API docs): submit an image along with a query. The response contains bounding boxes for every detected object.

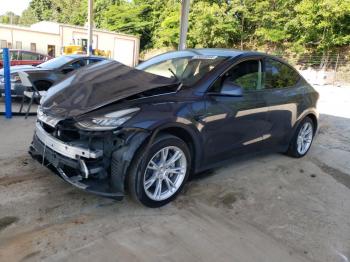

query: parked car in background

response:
[0,49,51,69]
[29,49,319,207]
[0,55,107,97]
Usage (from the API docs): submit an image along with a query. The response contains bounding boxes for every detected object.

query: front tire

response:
[287,117,314,158]
[128,134,191,207]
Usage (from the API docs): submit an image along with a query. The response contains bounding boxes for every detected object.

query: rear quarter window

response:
[87,58,102,65]
[264,58,300,89]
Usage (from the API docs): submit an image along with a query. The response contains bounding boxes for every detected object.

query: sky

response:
[0,0,31,16]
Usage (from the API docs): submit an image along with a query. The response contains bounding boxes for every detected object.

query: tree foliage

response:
[0,12,20,24]
[19,8,38,25]
[15,0,350,55]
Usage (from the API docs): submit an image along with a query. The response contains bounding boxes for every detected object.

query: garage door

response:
[114,38,135,66]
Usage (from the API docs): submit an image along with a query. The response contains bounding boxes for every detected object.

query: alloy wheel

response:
[143,146,187,201]
[296,122,313,155]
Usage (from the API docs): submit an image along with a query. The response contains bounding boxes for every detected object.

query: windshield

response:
[38,56,74,69]
[137,55,227,85]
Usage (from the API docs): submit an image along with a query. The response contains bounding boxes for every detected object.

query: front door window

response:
[228,60,262,91]
[210,59,262,93]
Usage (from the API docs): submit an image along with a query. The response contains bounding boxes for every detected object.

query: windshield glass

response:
[38,56,74,69]
[137,55,227,85]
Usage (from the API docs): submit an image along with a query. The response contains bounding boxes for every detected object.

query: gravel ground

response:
[0,85,349,262]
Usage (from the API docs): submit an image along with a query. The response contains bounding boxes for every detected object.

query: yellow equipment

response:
[62,45,111,58]
[62,45,85,55]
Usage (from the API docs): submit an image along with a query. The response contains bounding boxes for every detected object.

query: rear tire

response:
[287,117,314,158]
[128,134,191,208]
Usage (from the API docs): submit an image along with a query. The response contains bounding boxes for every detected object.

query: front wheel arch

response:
[122,125,197,188]
[157,126,198,173]
[131,122,202,172]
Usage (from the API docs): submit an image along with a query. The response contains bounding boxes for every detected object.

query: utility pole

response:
[179,0,190,50]
[87,0,93,55]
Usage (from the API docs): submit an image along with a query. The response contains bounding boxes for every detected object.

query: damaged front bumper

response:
[29,121,149,199]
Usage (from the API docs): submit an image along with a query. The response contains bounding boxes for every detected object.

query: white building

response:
[0,21,140,66]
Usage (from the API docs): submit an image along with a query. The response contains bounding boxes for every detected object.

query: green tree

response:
[29,0,53,21]
[188,2,240,48]
[51,0,87,25]
[152,1,180,48]
[19,8,38,25]
[288,0,350,64]
[0,12,20,25]
[15,0,350,56]
[94,0,119,27]
[101,0,154,49]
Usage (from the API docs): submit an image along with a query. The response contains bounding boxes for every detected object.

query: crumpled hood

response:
[41,60,176,118]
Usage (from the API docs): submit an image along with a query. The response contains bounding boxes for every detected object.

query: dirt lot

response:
[0,86,349,262]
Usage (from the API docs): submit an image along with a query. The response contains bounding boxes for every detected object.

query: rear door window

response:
[264,58,300,89]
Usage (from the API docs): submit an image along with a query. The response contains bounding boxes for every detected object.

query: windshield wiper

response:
[168,68,180,82]
[168,68,184,91]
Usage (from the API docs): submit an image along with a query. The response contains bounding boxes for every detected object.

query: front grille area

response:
[56,119,81,142]
[41,121,55,133]
[39,119,81,142]
[58,129,80,142]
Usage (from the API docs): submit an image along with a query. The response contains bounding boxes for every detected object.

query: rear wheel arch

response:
[284,111,317,153]
[304,113,318,134]
[293,110,318,136]
[287,116,315,158]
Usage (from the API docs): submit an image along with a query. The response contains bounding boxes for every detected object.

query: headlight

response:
[0,73,20,84]
[10,73,21,83]
[75,108,140,131]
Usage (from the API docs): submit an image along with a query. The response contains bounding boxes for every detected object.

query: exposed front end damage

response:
[29,117,150,199]
[28,60,181,200]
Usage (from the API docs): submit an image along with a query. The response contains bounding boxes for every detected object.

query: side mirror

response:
[220,79,243,97]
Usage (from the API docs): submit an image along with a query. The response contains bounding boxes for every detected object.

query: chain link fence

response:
[279,54,350,87]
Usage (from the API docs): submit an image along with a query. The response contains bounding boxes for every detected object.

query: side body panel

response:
[200,93,269,164]
[260,84,305,149]
[261,80,319,151]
